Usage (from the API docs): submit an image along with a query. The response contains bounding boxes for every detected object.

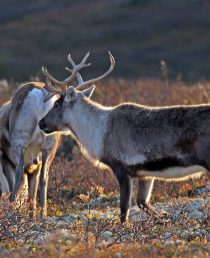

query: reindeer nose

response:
[39,119,46,130]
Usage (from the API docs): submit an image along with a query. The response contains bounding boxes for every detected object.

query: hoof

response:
[9,194,15,203]
[120,211,129,223]
[41,209,47,218]
[139,202,167,217]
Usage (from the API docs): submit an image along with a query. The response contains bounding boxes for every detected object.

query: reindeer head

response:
[39,52,115,134]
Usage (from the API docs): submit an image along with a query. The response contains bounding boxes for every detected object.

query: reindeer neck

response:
[70,98,111,159]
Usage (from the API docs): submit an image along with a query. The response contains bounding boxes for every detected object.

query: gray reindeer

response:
[39,52,208,223]
[0,83,60,214]
[0,53,91,214]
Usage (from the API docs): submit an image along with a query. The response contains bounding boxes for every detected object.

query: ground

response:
[0,78,209,257]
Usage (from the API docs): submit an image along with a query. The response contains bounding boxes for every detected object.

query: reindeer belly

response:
[127,155,207,180]
[135,165,206,180]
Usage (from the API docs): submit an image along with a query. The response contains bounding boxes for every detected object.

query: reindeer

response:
[0,54,92,214]
[0,85,59,214]
[39,52,210,223]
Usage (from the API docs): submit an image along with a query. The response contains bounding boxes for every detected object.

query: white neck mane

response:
[68,99,111,161]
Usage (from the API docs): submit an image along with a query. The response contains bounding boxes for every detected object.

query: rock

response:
[57,215,76,223]
[0,247,9,255]
[204,197,210,205]
[162,232,171,240]
[58,229,69,239]
[186,199,207,220]
[129,206,148,220]
[180,230,190,238]
[187,199,203,210]
[33,232,51,243]
[190,210,205,220]
[175,239,182,245]
[164,240,175,246]
[154,203,171,214]
[204,246,210,254]
[95,240,109,248]
[194,231,202,237]
[102,231,112,240]
[174,209,183,219]
[196,185,210,195]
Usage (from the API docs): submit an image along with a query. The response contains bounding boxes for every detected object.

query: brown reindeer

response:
[39,52,209,223]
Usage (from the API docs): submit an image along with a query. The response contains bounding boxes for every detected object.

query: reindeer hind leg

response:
[136,177,154,210]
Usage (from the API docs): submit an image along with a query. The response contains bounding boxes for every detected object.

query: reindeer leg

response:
[20,173,28,200]
[2,158,16,193]
[137,177,167,216]
[112,163,133,223]
[39,133,59,217]
[0,155,10,194]
[39,151,50,217]
[28,165,41,216]
[137,177,154,211]
[10,146,24,202]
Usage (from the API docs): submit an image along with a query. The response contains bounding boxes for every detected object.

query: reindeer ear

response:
[65,86,77,102]
[82,85,96,98]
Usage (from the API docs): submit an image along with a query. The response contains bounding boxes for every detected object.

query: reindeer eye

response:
[54,102,61,109]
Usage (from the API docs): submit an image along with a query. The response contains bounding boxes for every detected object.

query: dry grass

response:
[0,78,209,257]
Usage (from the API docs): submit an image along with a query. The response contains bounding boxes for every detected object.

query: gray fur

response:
[0,82,60,216]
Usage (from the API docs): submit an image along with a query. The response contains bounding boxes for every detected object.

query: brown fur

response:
[39,87,210,222]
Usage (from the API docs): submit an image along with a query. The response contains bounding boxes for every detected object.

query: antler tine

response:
[42,52,91,87]
[76,51,115,90]
[67,51,90,67]
[66,67,84,84]
[43,78,64,102]
[81,51,91,65]
[63,51,91,84]
[67,53,76,67]
[44,78,63,94]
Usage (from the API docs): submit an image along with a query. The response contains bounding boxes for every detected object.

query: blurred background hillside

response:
[0,0,210,82]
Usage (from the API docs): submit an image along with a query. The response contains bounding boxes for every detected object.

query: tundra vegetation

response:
[0,78,209,257]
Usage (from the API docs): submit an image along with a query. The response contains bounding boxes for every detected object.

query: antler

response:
[42,52,91,87]
[43,51,115,101]
[66,51,91,83]
[75,52,115,89]
[65,68,83,84]
[44,78,64,102]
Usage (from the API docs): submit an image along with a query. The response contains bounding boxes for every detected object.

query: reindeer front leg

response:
[10,146,25,202]
[39,133,59,216]
[39,150,50,217]
[112,163,133,223]
[28,165,41,214]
